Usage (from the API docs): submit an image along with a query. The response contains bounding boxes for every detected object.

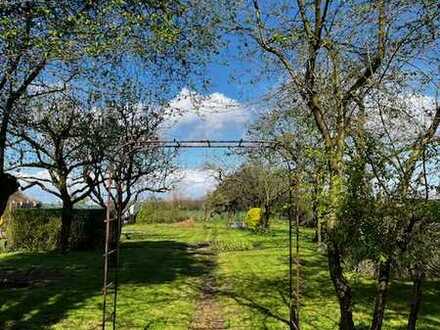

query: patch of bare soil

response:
[0,267,63,289]
[175,218,195,227]
[190,245,225,330]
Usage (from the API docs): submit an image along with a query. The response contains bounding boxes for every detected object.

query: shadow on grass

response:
[215,251,440,330]
[352,279,440,330]
[215,258,340,329]
[0,240,213,330]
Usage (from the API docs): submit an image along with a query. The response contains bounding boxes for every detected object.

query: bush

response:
[4,208,105,252]
[245,208,262,229]
[5,209,60,251]
[136,200,200,224]
[69,209,106,249]
[0,239,7,252]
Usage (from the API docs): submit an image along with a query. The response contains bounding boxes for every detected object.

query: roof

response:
[8,191,40,206]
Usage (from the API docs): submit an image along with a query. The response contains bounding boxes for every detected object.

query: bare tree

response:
[89,81,176,228]
[10,91,98,252]
[0,0,228,217]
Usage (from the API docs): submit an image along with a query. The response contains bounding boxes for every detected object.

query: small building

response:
[7,191,41,209]
[0,192,41,240]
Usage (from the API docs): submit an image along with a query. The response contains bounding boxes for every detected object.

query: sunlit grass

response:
[0,219,439,329]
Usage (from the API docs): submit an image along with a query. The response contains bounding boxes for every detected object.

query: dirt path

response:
[190,244,225,330]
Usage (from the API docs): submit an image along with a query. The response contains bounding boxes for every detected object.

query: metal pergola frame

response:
[101,139,301,330]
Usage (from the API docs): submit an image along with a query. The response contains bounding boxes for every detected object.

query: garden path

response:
[190,243,225,330]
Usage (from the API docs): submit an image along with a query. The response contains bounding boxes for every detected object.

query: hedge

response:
[4,208,105,251]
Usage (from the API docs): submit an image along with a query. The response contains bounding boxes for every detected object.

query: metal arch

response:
[102,139,300,330]
[114,139,278,149]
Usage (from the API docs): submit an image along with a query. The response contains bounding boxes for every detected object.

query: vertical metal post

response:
[288,163,300,330]
[102,170,119,330]
[288,176,294,329]
[112,202,121,330]
[295,174,301,328]
[102,172,112,329]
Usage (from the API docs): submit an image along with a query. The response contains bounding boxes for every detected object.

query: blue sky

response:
[23,39,275,203]
[153,37,279,199]
[15,9,440,204]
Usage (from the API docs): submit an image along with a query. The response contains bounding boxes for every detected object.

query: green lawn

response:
[0,219,439,329]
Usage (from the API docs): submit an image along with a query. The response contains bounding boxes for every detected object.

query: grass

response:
[0,219,439,329]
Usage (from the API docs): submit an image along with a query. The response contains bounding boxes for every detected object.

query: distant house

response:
[0,192,41,239]
[7,191,41,209]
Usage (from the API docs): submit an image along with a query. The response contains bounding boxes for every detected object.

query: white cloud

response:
[164,88,251,138]
[13,168,86,204]
[10,169,57,203]
[365,93,438,145]
[169,168,218,199]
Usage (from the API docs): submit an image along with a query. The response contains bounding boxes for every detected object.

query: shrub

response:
[4,208,105,252]
[245,208,262,229]
[5,209,60,251]
[0,239,6,252]
[69,209,106,249]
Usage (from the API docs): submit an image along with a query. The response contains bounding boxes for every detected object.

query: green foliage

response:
[69,209,106,250]
[418,200,440,221]
[245,207,262,229]
[0,1,214,62]
[340,153,440,274]
[4,208,105,251]
[5,209,60,251]
[0,239,6,252]
[207,163,288,220]
[136,199,203,224]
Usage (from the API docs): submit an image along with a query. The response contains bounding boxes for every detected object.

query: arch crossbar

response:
[126,139,277,148]
[102,139,299,330]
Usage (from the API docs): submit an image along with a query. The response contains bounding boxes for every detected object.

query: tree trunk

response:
[328,243,355,330]
[203,205,209,221]
[0,82,39,217]
[370,260,391,330]
[0,173,19,217]
[326,160,354,330]
[312,201,319,242]
[114,192,127,245]
[262,205,270,229]
[58,198,74,253]
[317,218,322,246]
[407,266,425,330]
[290,304,300,330]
